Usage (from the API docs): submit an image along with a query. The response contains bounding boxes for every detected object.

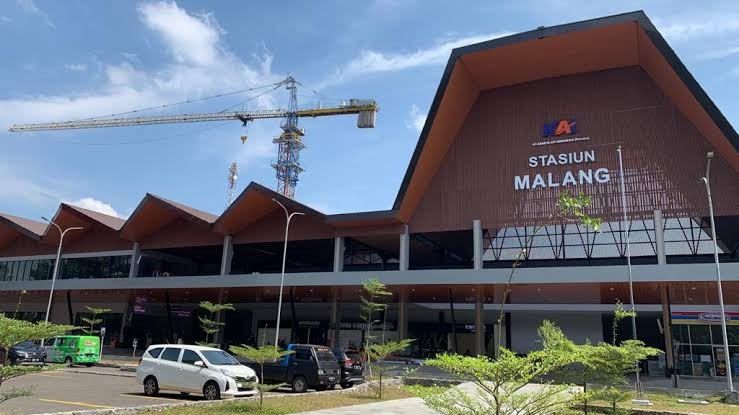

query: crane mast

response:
[8,77,378,199]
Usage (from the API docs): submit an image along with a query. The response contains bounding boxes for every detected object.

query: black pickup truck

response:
[244,344,340,393]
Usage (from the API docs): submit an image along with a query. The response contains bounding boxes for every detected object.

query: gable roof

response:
[0,212,45,241]
[63,204,126,231]
[214,182,325,235]
[120,193,217,241]
[391,10,739,222]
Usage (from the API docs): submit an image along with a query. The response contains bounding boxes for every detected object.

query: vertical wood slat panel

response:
[410,66,739,233]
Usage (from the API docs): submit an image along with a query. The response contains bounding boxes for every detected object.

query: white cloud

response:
[67,197,123,218]
[322,32,512,87]
[655,14,739,41]
[16,0,55,28]
[696,46,739,60]
[0,1,282,127]
[0,161,66,208]
[406,104,426,133]
[64,63,88,72]
[138,1,222,66]
[1,16,11,23]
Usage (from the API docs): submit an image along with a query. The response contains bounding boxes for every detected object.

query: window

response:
[181,349,200,365]
[201,350,240,366]
[294,348,312,361]
[160,348,181,362]
[147,347,164,359]
[57,338,67,347]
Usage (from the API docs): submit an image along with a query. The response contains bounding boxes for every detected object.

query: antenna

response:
[227,161,239,207]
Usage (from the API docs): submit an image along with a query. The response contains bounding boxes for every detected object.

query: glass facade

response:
[483,217,725,262]
[61,256,130,279]
[0,259,55,281]
[673,324,739,377]
[0,255,130,281]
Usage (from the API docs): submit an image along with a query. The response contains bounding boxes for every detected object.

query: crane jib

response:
[7,103,378,132]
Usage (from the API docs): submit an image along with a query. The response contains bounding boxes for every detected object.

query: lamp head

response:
[707,151,714,159]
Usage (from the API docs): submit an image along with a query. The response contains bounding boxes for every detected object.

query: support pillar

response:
[220,235,233,276]
[329,288,339,347]
[399,225,409,271]
[654,210,666,265]
[475,287,485,356]
[129,242,140,278]
[333,237,344,272]
[473,220,483,270]
[661,284,675,379]
[399,287,408,340]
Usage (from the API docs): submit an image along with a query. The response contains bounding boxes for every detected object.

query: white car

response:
[136,344,258,400]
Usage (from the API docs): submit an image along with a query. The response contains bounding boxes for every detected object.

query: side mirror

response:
[194,361,205,367]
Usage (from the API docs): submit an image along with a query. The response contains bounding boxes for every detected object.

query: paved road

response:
[1,367,202,415]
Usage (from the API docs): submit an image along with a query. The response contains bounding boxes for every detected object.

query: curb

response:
[62,369,136,378]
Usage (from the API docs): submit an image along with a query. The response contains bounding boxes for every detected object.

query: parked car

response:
[43,335,100,367]
[0,341,47,365]
[243,344,340,393]
[136,344,258,400]
[331,348,364,389]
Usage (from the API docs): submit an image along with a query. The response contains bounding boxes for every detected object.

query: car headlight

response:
[317,369,326,375]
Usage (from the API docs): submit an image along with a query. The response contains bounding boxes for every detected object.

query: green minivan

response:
[44,336,100,366]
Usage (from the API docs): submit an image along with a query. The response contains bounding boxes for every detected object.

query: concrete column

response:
[654,210,666,265]
[475,287,485,355]
[399,224,409,271]
[660,284,675,377]
[333,237,344,272]
[398,287,408,340]
[329,288,339,347]
[220,235,233,276]
[119,295,130,343]
[129,242,140,278]
[473,220,483,270]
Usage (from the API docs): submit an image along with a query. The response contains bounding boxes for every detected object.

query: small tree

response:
[360,278,392,374]
[229,344,293,406]
[0,314,73,404]
[415,347,577,415]
[197,301,234,347]
[80,306,111,335]
[611,300,636,345]
[367,339,413,399]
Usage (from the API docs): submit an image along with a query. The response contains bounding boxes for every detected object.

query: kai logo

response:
[543,119,577,137]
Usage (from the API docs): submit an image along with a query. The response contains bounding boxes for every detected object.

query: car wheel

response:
[203,381,220,400]
[291,376,308,393]
[327,384,336,390]
[143,376,159,396]
[341,382,353,389]
[85,363,93,367]
[64,356,73,367]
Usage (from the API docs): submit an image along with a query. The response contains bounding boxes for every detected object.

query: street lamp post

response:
[272,199,304,348]
[41,217,83,325]
[700,151,734,392]
[617,146,642,396]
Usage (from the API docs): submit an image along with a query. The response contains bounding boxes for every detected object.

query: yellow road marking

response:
[38,399,113,409]
[120,393,181,401]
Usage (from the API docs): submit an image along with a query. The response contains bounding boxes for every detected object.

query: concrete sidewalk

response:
[292,397,437,415]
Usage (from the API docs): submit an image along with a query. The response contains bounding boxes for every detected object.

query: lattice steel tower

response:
[271,76,305,198]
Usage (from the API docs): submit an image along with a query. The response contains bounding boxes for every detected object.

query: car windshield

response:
[201,350,240,366]
[315,349,336,362]
[14,341,35,349]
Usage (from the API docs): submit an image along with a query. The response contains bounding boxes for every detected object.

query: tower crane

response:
[8,77,378,198]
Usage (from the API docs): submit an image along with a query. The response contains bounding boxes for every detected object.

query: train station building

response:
[2,11,739,378]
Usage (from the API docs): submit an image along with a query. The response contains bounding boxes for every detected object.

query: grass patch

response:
[147,385,413,415]
[560,390,739,415]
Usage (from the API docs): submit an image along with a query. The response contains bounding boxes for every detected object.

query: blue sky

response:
[1,0,738,219]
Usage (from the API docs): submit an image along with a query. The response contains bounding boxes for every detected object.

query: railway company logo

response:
[543,119,577,137]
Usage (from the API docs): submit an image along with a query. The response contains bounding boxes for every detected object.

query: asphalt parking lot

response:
[1,366,204,415]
